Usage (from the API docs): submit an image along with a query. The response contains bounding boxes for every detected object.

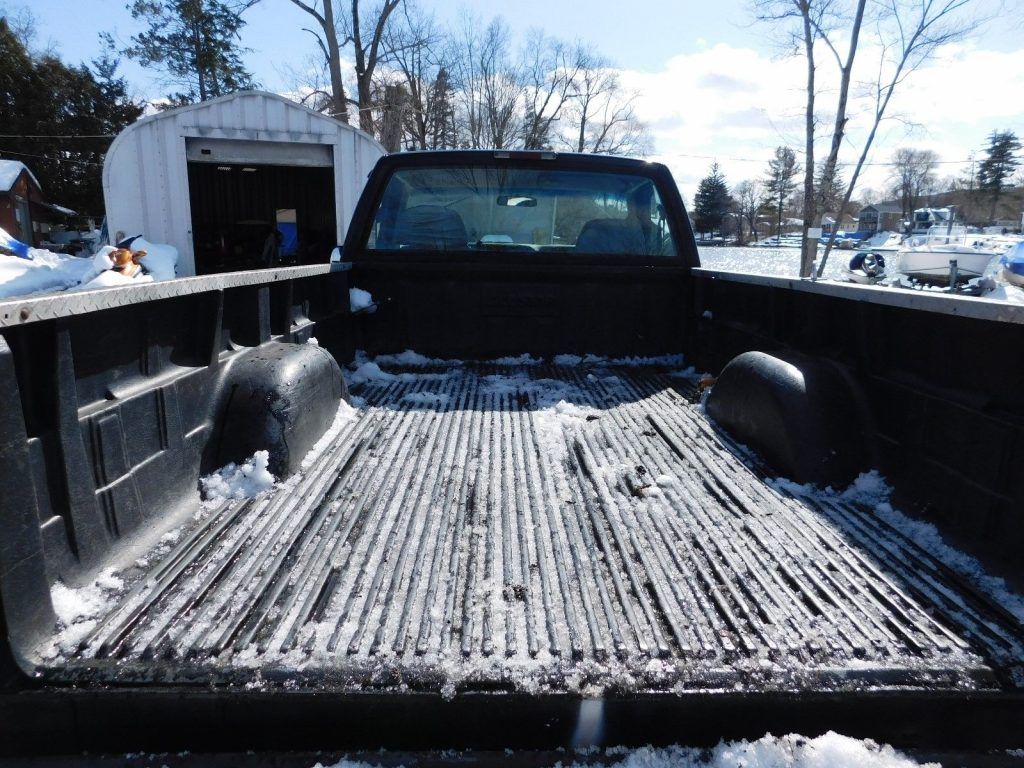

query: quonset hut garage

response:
[103,91,385,276]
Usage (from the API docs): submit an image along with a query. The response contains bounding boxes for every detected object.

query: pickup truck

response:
[1,150,1022,760]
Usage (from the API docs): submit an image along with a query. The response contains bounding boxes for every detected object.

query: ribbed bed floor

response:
[44,364,1024,692]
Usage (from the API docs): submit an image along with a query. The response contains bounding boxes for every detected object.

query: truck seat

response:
[391,205,468,250]
[576,217,651,254]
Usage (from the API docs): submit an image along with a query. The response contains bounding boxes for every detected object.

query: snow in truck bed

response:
[39,355,1024,694]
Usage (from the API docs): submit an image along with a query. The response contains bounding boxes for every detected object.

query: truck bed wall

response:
[0,267,353,677]
[691,269,1024,580]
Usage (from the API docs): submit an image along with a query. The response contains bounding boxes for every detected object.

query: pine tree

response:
[763,146,800,236]
[125,0,257,104]
[977,130,1022,222]
[0,20,143,217]
[693,162,732,238]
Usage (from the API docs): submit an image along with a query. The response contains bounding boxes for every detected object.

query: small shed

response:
[103,91,385,276]
[0,159,75,246]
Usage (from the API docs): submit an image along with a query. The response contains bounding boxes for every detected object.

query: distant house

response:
[0,159,75,246]
[858,202,903,234]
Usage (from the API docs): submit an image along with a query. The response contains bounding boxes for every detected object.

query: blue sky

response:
[15,0,1024,201]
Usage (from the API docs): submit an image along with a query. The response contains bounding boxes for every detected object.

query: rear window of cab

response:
[363,166,678,257]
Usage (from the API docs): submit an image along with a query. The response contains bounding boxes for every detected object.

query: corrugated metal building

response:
[103,91,385,276]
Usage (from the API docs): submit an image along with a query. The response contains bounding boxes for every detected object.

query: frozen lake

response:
[697,245,848,280]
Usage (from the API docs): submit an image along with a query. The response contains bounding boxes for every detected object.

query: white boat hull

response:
[840,267,884,285]
[897,247,996,283]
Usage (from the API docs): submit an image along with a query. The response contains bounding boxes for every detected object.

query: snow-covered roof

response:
[0,159,41,193]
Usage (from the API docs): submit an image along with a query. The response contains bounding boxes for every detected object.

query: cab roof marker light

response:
[494,151,510,159]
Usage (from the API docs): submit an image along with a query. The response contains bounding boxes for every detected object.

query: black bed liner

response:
[39,364,1024,692]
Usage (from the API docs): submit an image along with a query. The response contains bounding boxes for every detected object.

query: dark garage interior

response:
[187,162,337,275]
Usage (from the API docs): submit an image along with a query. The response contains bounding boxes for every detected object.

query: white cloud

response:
[620,40,1024,203]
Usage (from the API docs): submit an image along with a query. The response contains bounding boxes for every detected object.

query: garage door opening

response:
[187,162,337,275]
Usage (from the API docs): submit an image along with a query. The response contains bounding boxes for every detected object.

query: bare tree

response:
[817,0,980,276]
[559,56,651,156]
[519,31,585,150]
[754,0,849,273]
[888,147,938,218]
[288,0,350,121]
[450,16,520,149]
[383,3,456,149]
[348,0,402,134]
[735,180,766,243]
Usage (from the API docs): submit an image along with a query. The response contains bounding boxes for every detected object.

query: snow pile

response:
[0,226,95,298]
[130,236,179,281]
[350,287,376,312]
[42,569,126,658]
[772,470,1024,623]
[0,227,179,299]
[200,450,276,501]
[312,733,934,768]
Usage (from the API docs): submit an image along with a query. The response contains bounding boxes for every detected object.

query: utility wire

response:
[0,134,115,139]
[661,151,978,168]
[0,149,105,167]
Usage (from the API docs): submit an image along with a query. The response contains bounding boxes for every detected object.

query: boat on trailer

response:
[857,231,903,252]
[1002,242,1024,287]
[897,217,998,285]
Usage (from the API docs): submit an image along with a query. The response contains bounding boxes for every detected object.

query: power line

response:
[0,149,105,167]
[0,133,115,139]
[662,151,979,168]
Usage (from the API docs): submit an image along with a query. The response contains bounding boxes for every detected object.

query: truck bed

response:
[40,362,1024,693]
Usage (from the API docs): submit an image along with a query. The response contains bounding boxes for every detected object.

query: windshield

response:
[363,166,678,257]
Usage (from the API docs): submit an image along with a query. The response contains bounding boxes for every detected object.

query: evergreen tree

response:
[977,130,1022,222]
[0,19,143,217]
[125,0,257,104]
[763,146,800,236]
[693,162,732,237]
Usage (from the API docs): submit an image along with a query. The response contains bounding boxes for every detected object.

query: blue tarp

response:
[277,222,298,256]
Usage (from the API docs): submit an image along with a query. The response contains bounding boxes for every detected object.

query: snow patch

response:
[301,399,360,471]
[771,470,1024,623]
[310,733,934,768]
[401,391,451,406]
[201,450,276,501]
[490,353,542,365]
[350,287,376,312]
[349,361,395,385]
[375,349,437,366]
[43,569,128,659]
